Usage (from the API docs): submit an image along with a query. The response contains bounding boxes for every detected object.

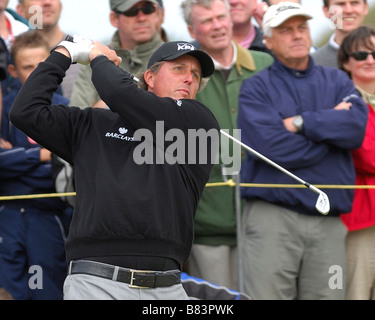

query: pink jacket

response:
[341,104,375,231]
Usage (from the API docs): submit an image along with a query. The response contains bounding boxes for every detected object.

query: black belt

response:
[68,260,181,289]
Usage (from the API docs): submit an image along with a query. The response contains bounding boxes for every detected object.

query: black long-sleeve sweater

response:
[10,52,220,270]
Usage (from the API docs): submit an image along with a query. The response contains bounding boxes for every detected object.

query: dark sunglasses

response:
[350,51,375,61]
[116,3,156,17]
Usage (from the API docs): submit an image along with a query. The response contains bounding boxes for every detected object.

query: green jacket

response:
[194,43,273,246]
[70,32,164,108]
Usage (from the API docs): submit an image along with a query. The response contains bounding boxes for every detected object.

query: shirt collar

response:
[212,41,237,70]
[239,24,256,49]
[329,33,340,50]
[356,85,375,109]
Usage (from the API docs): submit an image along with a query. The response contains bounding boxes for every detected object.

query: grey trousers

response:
[63,274,189,300]
[241,200,347,300]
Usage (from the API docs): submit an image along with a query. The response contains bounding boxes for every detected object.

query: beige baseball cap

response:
[262,2,313,36]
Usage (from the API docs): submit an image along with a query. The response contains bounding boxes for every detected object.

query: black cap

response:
[147,41,215,78]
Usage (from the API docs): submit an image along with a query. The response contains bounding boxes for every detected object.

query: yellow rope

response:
[0,192,76,201]
[2,180,375,201]
[238,183,375,189]
[206,180,375,189]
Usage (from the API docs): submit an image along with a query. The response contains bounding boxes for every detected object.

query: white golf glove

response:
[56,35,93,65]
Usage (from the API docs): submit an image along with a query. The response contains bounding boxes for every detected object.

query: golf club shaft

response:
[220,130,320,196]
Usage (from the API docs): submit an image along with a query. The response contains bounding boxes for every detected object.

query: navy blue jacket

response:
[0,89,69,212]
[238,58,369,216]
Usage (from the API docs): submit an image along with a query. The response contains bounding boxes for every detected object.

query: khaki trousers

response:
[188,244,238,291]
[346,226,375,300]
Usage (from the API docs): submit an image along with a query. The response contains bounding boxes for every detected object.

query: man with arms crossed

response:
[238,2,368,300]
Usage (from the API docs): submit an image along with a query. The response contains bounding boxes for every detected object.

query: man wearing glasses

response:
[70,0,164,109]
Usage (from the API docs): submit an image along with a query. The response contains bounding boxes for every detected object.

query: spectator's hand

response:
[283,116,298,133]
[0,138,12,149]
[253,2,268,29]
[40,148,51,162]
[334,101,352,110]
[55,35,93,65]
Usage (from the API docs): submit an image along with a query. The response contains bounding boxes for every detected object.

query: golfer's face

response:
[148,55,202,100]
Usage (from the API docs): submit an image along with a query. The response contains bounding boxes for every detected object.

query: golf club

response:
[63,35,330,214]
[220,130,330,215]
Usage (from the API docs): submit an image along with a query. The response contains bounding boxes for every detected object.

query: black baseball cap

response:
[147,41,215,78]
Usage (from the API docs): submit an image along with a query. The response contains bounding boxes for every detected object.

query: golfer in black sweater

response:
[10,38,219,300]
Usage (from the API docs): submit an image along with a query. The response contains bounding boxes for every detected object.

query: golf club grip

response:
[64,35,139,83]
[65,35,74,42]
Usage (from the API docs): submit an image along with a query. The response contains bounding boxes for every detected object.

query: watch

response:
[293,115,304,132]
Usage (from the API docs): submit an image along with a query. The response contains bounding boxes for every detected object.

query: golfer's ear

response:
[144,69,155,89]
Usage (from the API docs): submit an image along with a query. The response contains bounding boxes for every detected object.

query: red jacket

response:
[341,103,375,231]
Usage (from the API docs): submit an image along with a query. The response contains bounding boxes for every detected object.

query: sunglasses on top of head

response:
[116,3,156,17]
[350,51,375,61]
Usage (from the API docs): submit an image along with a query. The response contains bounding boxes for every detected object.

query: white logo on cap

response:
[276,5,299,15]
[177,43,196,51]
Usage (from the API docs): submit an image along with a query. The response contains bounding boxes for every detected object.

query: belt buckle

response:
[129,269,152,289]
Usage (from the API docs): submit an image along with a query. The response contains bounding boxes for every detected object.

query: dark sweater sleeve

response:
[9,52,78,163]
[90,56,219,134]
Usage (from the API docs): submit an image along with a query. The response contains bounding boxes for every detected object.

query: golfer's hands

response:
[55,35,93,65]
[89,41,122,66]
[54,37,122,66]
